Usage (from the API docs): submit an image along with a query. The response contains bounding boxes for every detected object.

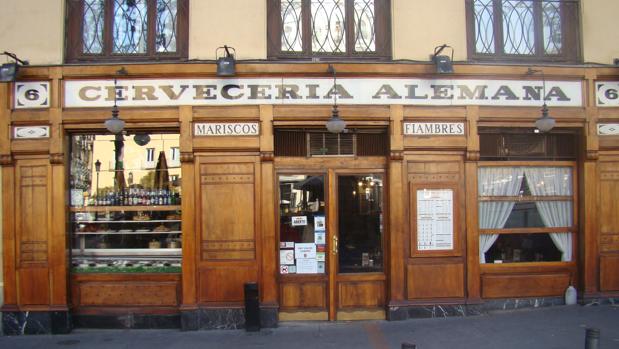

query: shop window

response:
[69,132,182,273]
[267,0,391,59]
[478,166,574,264]
[65,0,188,62]
[466,0,580,62]
[274,129,388,157]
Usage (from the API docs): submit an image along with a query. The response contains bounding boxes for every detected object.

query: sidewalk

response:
[1,304,618,349]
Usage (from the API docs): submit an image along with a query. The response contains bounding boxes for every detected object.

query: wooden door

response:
[277,167,386,321]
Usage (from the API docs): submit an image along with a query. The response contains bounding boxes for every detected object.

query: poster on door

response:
[416,189,454,251]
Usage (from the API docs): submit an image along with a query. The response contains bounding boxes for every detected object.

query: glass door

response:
[336,175,384,273]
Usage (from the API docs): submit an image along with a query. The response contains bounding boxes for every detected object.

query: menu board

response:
[416,189,453,251]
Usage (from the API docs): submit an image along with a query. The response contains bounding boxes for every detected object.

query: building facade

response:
[0,0,618,334]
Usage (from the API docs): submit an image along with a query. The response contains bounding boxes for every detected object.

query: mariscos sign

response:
[64,78,583,108]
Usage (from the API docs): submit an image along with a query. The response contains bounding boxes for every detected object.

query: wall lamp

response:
[216,45,236,77]
[1,51,29,82]
[326,64,346,134]
[104,67,128,134]
[527,68,555,133]
[432,44,453,74]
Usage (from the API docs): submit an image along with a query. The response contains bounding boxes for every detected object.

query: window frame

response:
[465,0,581,63]
[477,161,578,266]
[267,0,392,60]
[65,0,189,63]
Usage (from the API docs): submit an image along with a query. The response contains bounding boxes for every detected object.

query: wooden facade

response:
[1,62,619,332]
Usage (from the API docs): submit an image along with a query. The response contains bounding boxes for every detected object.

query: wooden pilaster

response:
[259,105,277,306]
[465,106,481,302]
[179,105,197,309]
[388,105,405,303]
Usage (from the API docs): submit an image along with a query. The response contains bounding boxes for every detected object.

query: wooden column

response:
[388,105,405,304]
[582,70,599,296]
[49,67,68,309]
[465,105,481,302]
[259,105,277,306]
[0,82,17,310]
[179,105,197,310]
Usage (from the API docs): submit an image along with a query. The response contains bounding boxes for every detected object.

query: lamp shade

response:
[326,106,346,133]
[535,104,555,133]
[433,55,453,74]
[133,133,151,146]
[0,63,18,82]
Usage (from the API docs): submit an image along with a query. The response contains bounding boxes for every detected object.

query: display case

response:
[69,133,182,273]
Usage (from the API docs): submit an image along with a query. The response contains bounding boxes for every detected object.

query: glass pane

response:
[70,133,182,273]
[473,0,495,54]
[542,0,562,55]
[338,175,383,273]
[502,0,535,55]
[113,0,148,54]
[281,0,303,52]
[279,175,326,275]
[312,0,346,53]
[156,0,178,53]
[83,0,105,54]
[353,0,375,52]
[483,233,563,263]
[503,201,545,228]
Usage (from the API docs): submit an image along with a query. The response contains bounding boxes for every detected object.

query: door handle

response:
[332,235,338,255]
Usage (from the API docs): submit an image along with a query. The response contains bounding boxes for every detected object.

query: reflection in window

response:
[484,233,562,263]
[279,175,326,274]
[470,0,575,60]
[338,175,383,273]
[273,0,386,58]
[113,0,148,54]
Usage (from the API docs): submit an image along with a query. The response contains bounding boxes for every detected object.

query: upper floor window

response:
[66,0,188,63]
[466,0,580,62]
[267,0,391,59]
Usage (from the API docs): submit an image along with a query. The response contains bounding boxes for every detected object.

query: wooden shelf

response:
[75,220,181,224]
[74,230,182,235]
[70,205,181,212]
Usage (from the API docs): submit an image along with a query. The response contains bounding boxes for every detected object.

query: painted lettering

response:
[159,85,189,100]
[372,84,402,99]
[79,86,101,102]
[248,85,272,99]
[133,85,157,101]
[457,85,488,100]
[545,86,570,101]
[491,85,519,100]
[430,85,454,99]
[404,85,428,99]
[221,84,244,99]
[276,84,301,99]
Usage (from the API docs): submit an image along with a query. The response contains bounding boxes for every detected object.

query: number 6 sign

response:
[14,82,50,109]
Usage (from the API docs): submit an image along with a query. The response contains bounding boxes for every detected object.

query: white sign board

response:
[598,123,619,135]
[417,189,454,251]
[13,126,50,139]
[294,243,316,259]
[194,122,259,136]
[280,250,295,265]
[596,82,619,107]
[291,216,308,227]
[64,78,583,107]
[14,82,50,109]
[404,122,465,135]
[296,258,318,274]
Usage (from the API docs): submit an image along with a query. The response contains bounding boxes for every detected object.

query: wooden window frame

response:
[464,0,581,63]
[267,0,392,60]
[65,0,189,63]
[477,161,578,266]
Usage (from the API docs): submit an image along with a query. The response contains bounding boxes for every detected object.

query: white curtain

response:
[524,167,573,261]
[478,167,524,263]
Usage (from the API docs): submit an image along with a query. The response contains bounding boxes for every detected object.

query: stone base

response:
[388,297,565,321]
[2,311,71,335]
[181,306,278,331]
[581,296,619,306]
[73,313,180,329]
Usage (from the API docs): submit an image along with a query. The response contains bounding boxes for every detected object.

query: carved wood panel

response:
[599,161,619,252]
[200,162,256,261]
[337,281,385,308]
[280,282,327,309]
[481,273,570,298]
[78,282,179,306]
[16,162,49,266]
[407,263,464,299]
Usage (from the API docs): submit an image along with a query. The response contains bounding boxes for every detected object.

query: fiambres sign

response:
[63,78,583,108]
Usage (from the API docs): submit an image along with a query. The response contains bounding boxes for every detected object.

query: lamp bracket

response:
[2,51,29,66]
[432,44,453,62]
